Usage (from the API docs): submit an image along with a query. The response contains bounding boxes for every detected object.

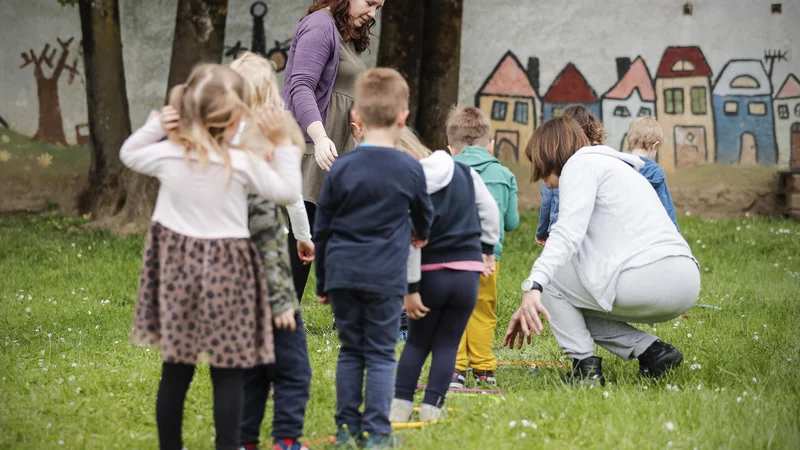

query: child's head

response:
[229,51,282,109]
[396,127,432,161]
[561,105,605,145]
[353,68,410,135]
[167,64,251,175]
[525,116,589,188]
[445,105,492,155]
[626,117,663,157]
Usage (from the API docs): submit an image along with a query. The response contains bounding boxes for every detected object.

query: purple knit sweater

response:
[280,10,341,143]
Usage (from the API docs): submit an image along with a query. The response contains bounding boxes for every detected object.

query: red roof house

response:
[603,57,655,101]
[543,63,598,103]
[656,46,712,78]
[477,51,538,98]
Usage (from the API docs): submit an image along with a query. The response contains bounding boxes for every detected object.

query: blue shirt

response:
[536,184,559,239]
[314,145,433,297]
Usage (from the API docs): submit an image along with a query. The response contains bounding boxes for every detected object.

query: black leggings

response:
[287,201,317,301]
[156,363,245,450]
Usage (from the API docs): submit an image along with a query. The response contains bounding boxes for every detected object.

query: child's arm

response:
[313,175,337,301]
[409,164,433,242]
[653,168,680,231]
[469,168,500,254]
[536,184,553,239]
[246,109,303,205]
[119,110,168,176]
[407,244,421,293]
[286,199,312,242]
[505,175,521,232]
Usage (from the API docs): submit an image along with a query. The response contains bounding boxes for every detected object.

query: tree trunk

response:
[78,0,157,230]
[416,0,463,150]
[165,0,230,102]
[376,0,425,128]
[33,76,68,145]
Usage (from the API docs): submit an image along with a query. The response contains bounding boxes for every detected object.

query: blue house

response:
[712,60,777,165]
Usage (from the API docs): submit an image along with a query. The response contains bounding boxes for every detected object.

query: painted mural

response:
[475,45,796,172]
[224,1,292,72]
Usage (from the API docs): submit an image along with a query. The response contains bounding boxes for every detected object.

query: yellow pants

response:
[455,261,499,372]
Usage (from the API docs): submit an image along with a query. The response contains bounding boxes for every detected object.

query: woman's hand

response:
[297,240,315,265]
[160,106,180,133]
[314,136,338,171]
[404,293,430,320]
[502,290,552,349]
[273,309,297,331]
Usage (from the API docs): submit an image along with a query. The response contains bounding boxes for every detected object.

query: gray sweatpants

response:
[542,256,701,361]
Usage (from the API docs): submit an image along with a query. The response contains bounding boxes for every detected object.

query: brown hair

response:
[445,105,492,151]
[307,0,375,53]
[167,64,251,177]
[525,116,590,181]
[354,68,409,128]
[626,116,663,151]
[561,105,605,145]
[396,127,432,161]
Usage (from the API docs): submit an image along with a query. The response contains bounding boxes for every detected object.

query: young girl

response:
[122,63,302,450]
[390,128,500,422]
[536,105,604,246]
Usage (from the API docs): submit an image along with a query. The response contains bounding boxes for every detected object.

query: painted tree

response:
[19,37,81,145]
[377,0,463,149]
[165,0,230,102]
[77,0,157,228]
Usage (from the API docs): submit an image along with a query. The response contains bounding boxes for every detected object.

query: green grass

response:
[1,211,799,449]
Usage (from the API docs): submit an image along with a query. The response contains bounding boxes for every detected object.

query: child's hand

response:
[411,236,428,248]
[160,106,180,132]
[404,293,430,320]
[297,240,315,265]
[317,295,329,305]
[535,237,547,247]
[274,309,296,331]
[256,107,292,148]
[482,254,496,277]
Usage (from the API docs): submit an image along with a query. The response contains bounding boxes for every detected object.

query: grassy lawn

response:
[1,211,799,449]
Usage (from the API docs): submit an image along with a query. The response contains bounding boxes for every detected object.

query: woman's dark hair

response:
[307,0,375,53]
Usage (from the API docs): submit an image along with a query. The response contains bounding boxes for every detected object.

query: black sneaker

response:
[638,340,683,378]
[562,356,605,387]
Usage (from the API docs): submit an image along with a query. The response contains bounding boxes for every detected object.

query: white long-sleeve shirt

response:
[120,111,303,239]
[527,145,696,311]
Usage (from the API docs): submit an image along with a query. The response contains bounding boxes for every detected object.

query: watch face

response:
[521,279,532,291]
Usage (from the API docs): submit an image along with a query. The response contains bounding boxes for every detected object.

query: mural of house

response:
[654,46,716,172]
[601,56,656,151]
[542,63,601,122]
[773,74,800,169]
[712,60,777,166]
[474,51,541,164]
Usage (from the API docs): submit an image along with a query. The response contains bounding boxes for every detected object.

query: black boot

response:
[638,340,683,378]
[563,356,605,387]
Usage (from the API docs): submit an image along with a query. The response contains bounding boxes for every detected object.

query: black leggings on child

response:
[286,201,317,301]
[394,270,479,407]
[156,362,245,450]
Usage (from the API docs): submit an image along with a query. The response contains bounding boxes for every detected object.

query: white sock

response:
[389,398,414,423]
[418,403,443,422]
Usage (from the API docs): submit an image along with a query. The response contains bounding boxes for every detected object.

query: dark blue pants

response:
[240,311,312,445]
[395,270,479,406]
[330,289,403,437]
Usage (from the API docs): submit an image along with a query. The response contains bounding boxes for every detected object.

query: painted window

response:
[724,101,739,116]
[637,107,652,117]
[691,87,707,115]
[671,60,696,72]
[664,88,684,114]
[491,101,508,121]
[778,104,789,119]
[513,101,528,124]
[552,107,564,118]
[748,102,767,116]
[795,104,800,117]
[613,106,631,117]
[730,75,760,88]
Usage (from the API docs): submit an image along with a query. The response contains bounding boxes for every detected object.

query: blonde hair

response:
[354,68,409,128]
[626,117,663,151]
[167,64,251,178]
[525,116,590,182]
[396,127,432,161]
[561,105,605,145]
[230,51,283,109]
[446,105,492,151]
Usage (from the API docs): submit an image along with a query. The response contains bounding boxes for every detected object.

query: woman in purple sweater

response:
[281,0,382,300]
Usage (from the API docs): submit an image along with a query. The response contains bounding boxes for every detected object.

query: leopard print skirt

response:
[131,222,274,368]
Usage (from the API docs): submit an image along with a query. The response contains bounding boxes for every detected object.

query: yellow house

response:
[475,51,540,164]
[654,46,716,173]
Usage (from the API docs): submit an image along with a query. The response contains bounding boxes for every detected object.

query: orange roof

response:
[656,46,712,78]
[478,51,538,98]
[603,57,655,101]
[543,63,598,103]
[775,74,800,99]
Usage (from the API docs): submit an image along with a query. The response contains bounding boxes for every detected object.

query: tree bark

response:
[78,0,157,229]
[165,0,230,102]
[416,0,463,150]
[376,0,425,128]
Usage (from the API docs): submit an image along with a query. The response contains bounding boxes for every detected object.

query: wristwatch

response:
[521,278,543,293]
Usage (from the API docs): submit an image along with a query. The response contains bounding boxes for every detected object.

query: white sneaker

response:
[418,403,443,422]
[389,398,414,423]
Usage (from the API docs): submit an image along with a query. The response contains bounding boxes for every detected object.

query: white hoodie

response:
[407,150,500,284]
[527,145,696,311]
